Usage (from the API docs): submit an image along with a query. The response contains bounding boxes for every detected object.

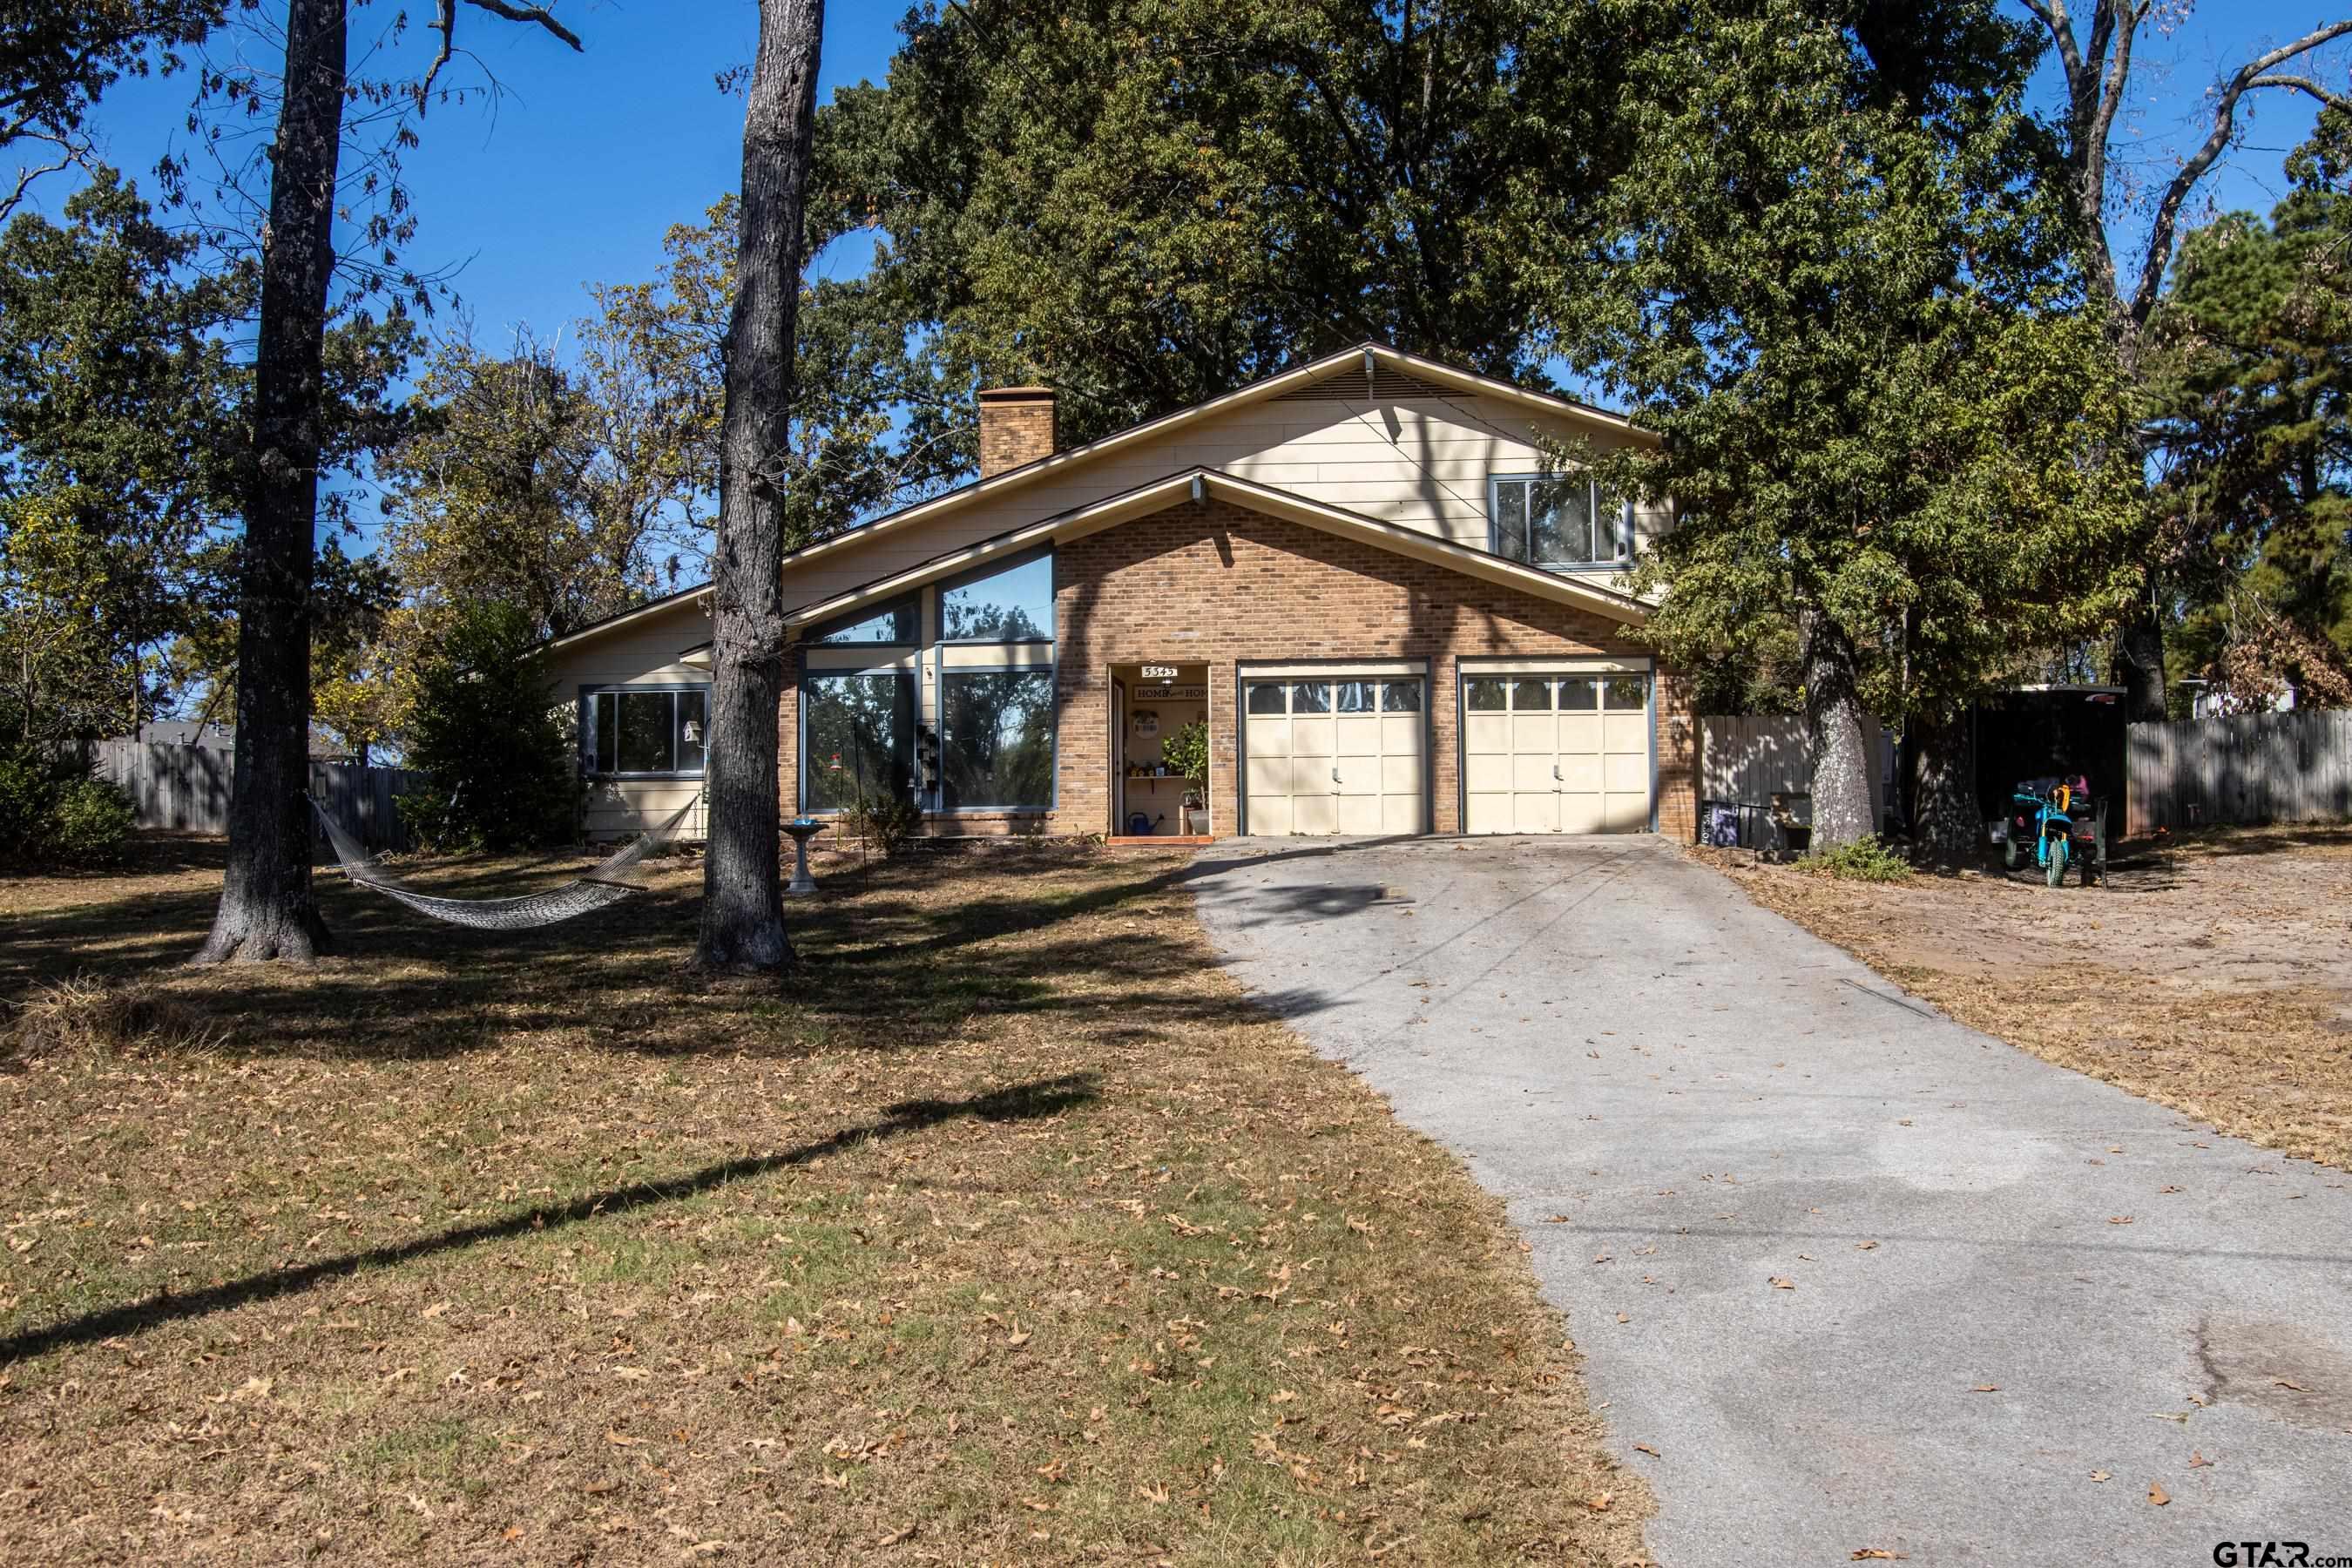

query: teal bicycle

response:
[1998,775,2105,888]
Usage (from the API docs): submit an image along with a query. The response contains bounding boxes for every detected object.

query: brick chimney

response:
[977,386,1058,477]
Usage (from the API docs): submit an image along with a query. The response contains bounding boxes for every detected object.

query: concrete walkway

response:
[1188,835,2352,1567]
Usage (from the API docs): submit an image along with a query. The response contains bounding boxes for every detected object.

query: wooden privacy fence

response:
[2126,710,2352,835]
[1697,715,1894,841]
[87,740,427,852]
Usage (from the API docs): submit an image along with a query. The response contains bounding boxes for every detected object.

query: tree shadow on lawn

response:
[0,1071,1098,1365]
[3,847,1342,1063]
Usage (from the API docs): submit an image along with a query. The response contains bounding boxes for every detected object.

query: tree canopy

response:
[1565,0,2144,848]
[2148,110,2352,713]
[812,0,1640,449]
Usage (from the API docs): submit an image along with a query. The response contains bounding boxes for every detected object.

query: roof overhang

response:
[783,468,1650,632]
[544,584,711,653]
[545,341,1652,655]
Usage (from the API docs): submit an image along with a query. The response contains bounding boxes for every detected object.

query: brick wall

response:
[1055,498,1694,838]
[772,497,1699,841]
[977,389,1057,477]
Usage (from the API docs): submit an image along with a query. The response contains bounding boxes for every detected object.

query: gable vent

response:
[1275,366,1456,404]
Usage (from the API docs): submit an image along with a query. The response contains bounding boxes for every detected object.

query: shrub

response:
[48,775,135,862]
[397,602,579,852]
[0,734,134,867]
[839,788,923,855]
[1797,836,1913,882]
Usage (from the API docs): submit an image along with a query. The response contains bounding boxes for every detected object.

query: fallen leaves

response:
[1968,1384,1999,1394]
[1850,1550,1908,1561]
[2147,1483,2170,1507]
[2106,1215,2134,1227]
[2089,1471,2111,1484]
[1768,1276,1794,1291]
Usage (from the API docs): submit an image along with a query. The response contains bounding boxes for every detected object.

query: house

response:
[543,342,1696,843]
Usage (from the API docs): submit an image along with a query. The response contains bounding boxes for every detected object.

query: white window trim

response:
[1487,471,1632,571]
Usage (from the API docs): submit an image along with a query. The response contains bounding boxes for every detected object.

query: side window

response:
[1491,476,1632,568]
[583,688,710,775]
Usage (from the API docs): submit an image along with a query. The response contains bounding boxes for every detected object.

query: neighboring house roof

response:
[787,468,1649,631]
[545,341,1652,653]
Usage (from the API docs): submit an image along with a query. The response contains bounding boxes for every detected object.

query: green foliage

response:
[49,775,137,862]
[1565,0,2145,734]
[0,171,414,747]
[395,603,578,852]
[839,789,923,855]
[0,3,224,221]
[2148,110,2352,710]
[1161,720,1209,787]
[0,727,133,867]
[814,0,1639,452]
[0,173,247,740]
[1797,837,1913,883]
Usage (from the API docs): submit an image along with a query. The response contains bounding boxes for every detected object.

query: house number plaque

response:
[1140,664,1179,679]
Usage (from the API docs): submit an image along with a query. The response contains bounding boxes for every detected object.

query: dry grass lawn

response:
[1704,826,2352,1170]
[0,841,1647,1566]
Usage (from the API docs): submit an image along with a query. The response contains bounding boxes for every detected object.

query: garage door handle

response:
[1552,764,1562,782]
[1331,767,1342,786]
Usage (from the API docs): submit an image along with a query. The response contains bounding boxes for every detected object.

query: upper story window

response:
[940,551,1053,642]
[1490,475,1631,570]
[814,598,916,645]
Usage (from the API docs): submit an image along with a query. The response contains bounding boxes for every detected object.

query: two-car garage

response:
[1235,659,1654,837]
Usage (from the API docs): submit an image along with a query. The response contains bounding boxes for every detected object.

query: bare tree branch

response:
[459,0,584,52]
[2130,19,2352,326]
[2247,71,2352,114]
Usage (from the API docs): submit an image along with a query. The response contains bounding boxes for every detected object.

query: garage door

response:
[1463,672,1651,834]
[1243,676,1424,835]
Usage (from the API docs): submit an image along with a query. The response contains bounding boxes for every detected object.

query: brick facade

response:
[776,496,1698,842]
[976,388,1058,477]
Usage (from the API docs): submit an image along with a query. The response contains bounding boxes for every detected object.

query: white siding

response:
[778,393,1664,616]
[546,598,713,841]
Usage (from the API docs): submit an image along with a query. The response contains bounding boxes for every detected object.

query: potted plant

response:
[1163,719,1210,835]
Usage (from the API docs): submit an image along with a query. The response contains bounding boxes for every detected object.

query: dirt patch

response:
[0,845,1649,1565]
[1699,827,2352,1170]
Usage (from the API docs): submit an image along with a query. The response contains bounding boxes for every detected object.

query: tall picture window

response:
[801,672,916,811]
[582,687,708,776]
[1490,475,1631,568]
[942,669,1054,809]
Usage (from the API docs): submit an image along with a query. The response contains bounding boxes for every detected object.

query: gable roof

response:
[787,467,1649,631]
[547,341,1648,652]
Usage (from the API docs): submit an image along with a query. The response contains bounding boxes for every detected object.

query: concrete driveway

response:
[1188,835,2352,1567]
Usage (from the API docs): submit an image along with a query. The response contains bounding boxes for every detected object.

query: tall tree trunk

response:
[1801,612,1875,851]
[696,0,823,975]
[192,0,345,965]
[2113,601,2166,723]
[1911,713,1977,868]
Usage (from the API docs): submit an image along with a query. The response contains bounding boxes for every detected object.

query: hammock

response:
[310,792,702,930]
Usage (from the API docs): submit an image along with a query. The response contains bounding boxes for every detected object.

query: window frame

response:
[937,662,1058,812]
[806,595,919,648]
[936,547,1057,645]
[1487,472,1633,571]
[578,685,712,780]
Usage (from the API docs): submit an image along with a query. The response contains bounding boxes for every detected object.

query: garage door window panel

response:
[1247,682,1288,715]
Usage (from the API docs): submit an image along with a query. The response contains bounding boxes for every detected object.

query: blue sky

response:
[29,0,2352,534]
